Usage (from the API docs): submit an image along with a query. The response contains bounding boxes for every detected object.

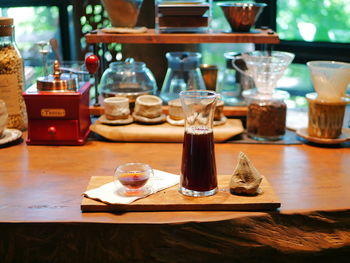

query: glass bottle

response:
[160,52,206,104]
[179,90,218,197]
[0,17,27,130]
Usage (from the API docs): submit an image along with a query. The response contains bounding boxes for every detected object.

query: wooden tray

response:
[81,174,281,212]
[90,119,244,143]
[89,105,248,117]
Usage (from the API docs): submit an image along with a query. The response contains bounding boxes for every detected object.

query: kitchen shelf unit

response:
[85,28,280,116]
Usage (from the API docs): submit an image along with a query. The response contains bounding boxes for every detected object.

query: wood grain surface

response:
[0,135,350,262]
[90,118,244,142]
[81,175,280,212]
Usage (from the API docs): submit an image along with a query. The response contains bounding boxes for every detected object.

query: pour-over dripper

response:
[101,0,144,28]
[232,51,295,96]
[233,51,294,141]
[306,61,350,139]
[307,61,350,102]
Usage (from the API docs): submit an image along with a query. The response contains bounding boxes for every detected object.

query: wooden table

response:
[0,137,349,262]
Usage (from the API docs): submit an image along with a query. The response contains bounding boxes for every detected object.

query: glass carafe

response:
[100,58,157,105]
[160,52,205,104]
[179,90,218,197]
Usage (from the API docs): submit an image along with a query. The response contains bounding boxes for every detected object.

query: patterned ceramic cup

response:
[134,95,163,119]
[307,93,349,138]
[104,97,130,120]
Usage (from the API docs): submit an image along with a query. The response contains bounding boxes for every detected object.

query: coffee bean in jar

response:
[246,96,287,141]
[0,17,27,130]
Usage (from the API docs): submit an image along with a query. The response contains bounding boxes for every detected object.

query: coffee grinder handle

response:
[85,55,100,106]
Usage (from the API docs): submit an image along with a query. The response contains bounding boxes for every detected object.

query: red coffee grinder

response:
[23,55,100,145]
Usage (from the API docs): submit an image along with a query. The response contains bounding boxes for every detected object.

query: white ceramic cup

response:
[0,99,8,137]
[104,97,130,120]
[134,95,163,119]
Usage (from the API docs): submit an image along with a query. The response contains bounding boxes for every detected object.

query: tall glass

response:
[179,90,218,197]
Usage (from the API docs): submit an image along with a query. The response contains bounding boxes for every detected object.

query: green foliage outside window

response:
[277,0,350,43]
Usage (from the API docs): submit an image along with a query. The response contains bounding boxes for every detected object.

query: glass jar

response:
[244,90,289,141]
[100,58,157,105]
[0,17,27,130]
[217,52,254,106]
[160,52,206,104]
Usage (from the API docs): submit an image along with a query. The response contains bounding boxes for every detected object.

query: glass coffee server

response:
[179,90,218,197]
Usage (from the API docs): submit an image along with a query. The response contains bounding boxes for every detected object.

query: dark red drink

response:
[181,128,217,193]
[119,172,149,189]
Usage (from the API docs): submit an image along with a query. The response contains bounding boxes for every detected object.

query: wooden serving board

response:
[81,175,281,212]
[89,104,248,117]
[90,119,244,143]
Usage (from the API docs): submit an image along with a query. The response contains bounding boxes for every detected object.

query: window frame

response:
[0,0,73,60]
[255,0,350,63]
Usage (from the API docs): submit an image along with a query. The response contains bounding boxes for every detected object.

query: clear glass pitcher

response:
[179,90,218,197]
[160,52,206,104]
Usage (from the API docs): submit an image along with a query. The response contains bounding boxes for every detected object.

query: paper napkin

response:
[83,169,179,204]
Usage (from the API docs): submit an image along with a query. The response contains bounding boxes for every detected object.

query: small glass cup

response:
[114,163,153,197]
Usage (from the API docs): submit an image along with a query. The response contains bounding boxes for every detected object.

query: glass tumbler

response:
[179,90,218,197]
[114,162,153,197]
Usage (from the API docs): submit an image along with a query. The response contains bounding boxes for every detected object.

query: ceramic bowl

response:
[218,2,267,32]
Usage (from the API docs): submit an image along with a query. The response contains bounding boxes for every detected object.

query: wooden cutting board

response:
[81,174,281,212]
[90,119,244,143]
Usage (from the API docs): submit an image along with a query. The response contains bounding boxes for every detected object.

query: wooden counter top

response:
[0,137,349,262]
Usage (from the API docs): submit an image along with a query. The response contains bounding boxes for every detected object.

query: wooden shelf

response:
[86,28,280,44]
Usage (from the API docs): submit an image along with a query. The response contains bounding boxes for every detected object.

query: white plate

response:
[0,129,22,145]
